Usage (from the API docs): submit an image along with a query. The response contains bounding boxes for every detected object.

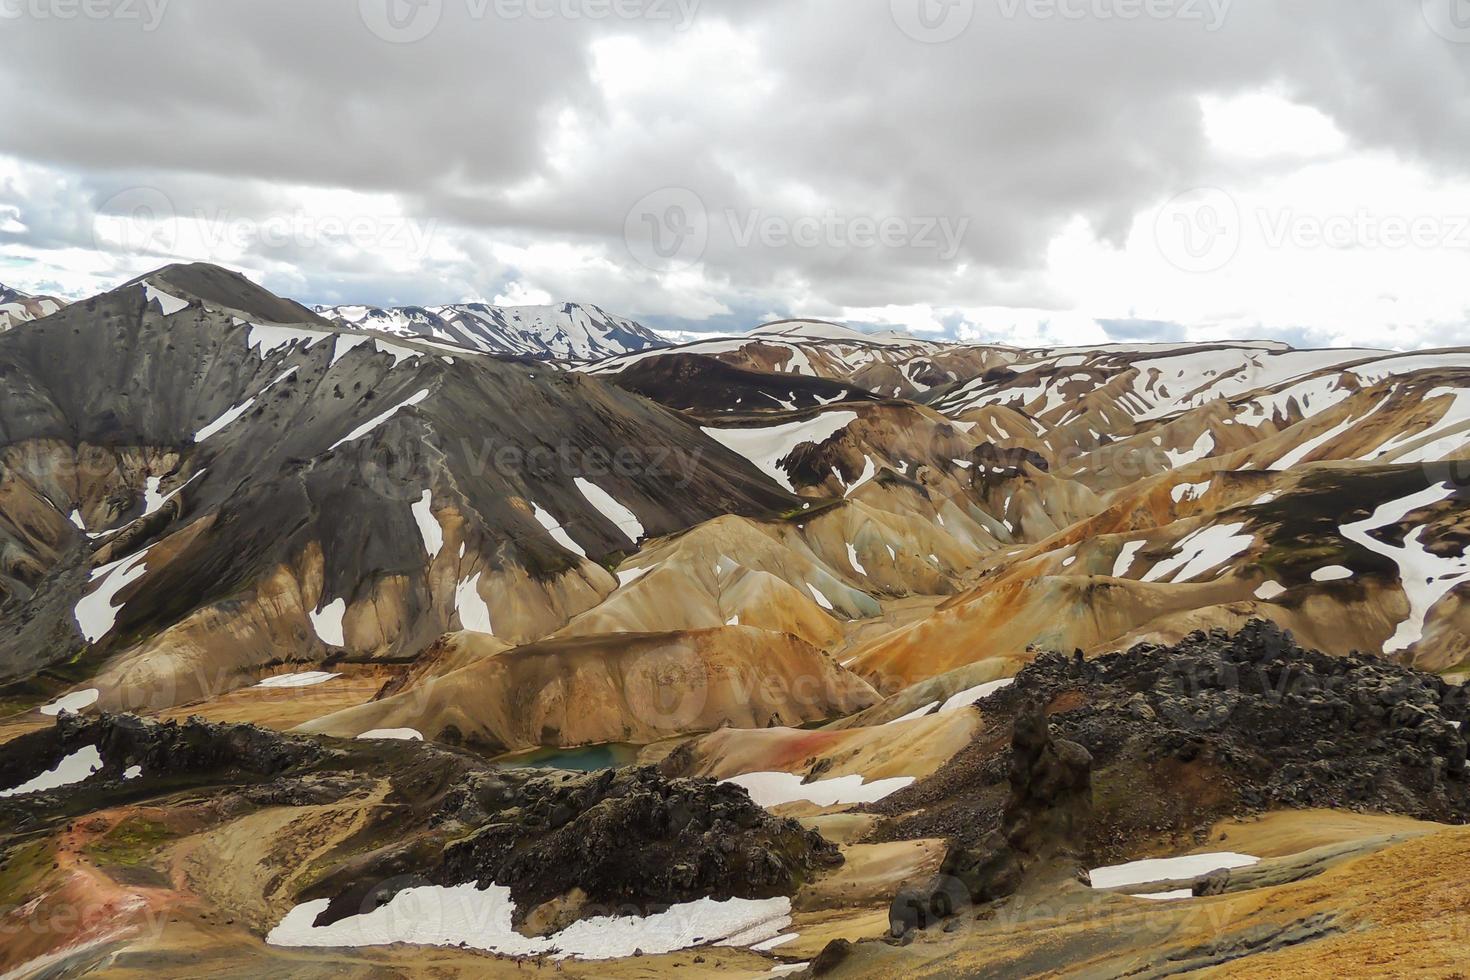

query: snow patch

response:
[938,678,1014,714]
[1339,482,1470,654]
[806,582,835,611]
[1089,853,1260,892]
[0,745,104,798]
[574,478,644,544]
[254,671,341,689]
[1113,541,1146,578]
[616,565,654,588]
[331,333,371,366]
[1142,523,1253,584]
[142,283,190,316]
[40,689,99,717]
[455,573,494,635]
[75,548,153,642]
[268,885,790,961]
[700,412,859,492]
[1171,481,1210,503]
[1255,581,1288,600]
[723,771,915,808]
[248,322,330,355]
[310,598,347,647]
[533,503,587,558]
[411,490,444,559]
[889,702,940,724]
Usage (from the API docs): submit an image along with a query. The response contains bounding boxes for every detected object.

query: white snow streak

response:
[1142,523,1253,584]
[573,478,644,544]
[1113,541,1146,578]
[74,548,153,642]
[1339,482,1469,654]
[411,490,444,559]
[329,389,431,451]
[455,573,494,635]
[533,504,587,558]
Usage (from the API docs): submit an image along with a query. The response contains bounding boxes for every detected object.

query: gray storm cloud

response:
[0,0,1467,341]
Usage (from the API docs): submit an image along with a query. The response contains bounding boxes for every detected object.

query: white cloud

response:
[1201,90,1348,159]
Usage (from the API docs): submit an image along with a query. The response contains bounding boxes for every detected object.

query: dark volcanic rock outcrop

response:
[1000,621,1470,822]
[435,766,842,929]
[889,700,1093,934]
[872,621,1470,876]
[0,711,327,807]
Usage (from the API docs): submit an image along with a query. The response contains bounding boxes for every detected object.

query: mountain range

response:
[315,300,666,361]
[0,282,65,332]
[2,263,1470,976]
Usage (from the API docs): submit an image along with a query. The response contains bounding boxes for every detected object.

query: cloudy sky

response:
[2,0,1469,347]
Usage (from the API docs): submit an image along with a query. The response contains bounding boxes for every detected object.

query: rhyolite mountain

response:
[4,262,1470,976]
[0,263,813,705]
[316,300,665,361]
[0,282,66,332]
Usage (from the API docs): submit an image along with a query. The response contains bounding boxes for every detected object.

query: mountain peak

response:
[122,263,331,327]
[749,318,932,347]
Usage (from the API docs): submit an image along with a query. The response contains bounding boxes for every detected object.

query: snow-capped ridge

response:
[0,282,67,332]
[317,300,664,362]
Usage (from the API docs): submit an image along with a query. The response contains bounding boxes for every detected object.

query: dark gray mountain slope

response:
[0,265,799,699]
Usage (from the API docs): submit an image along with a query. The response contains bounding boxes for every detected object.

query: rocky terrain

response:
[3,264,1470,976]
